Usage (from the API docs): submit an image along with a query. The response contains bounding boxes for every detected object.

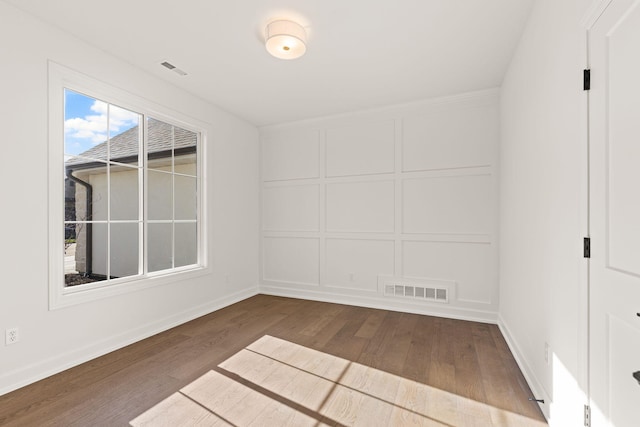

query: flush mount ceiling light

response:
[265,20,307,60]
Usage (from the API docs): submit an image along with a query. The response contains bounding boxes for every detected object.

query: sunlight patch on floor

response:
[131,335,547,426]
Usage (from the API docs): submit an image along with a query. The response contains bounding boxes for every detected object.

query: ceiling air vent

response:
[160,60,188,76]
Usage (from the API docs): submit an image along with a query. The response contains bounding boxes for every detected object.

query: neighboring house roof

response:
[66,118,197,169]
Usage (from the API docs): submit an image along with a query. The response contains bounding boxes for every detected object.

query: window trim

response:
[48,61,209,310]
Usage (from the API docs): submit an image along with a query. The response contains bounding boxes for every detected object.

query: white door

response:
[589,1,640,426]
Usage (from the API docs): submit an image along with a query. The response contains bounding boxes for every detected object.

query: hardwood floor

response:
[0,295,547,426]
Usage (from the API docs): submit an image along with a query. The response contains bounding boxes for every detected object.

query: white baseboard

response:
[497,314,550,421]
[260,284,498,324]
[0,287,259,397]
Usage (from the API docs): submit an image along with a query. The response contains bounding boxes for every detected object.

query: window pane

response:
[64,89,107,158]
[90,168,108,221]
[174,126,198,175]
[110,223,139,278]
[91,223,109,280]
[64,232,106,287]
[65,177,79,222]
[175,155,197,176]
[174,126,197,149]
[175,175,197,220]
[111,165,139,220]
[148,170,173,220]
[175,223,197,267]
[148,118,174,171]
[148,223,173,272]
[69,222,91,274]
[64,225,78,276]
[65,169,101,222]
[109,104,140,166]
[64,223,107,287]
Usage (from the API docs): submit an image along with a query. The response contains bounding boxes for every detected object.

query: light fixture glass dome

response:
[265,20,307,60]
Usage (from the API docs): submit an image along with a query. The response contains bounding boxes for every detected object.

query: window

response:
[49,63,206,308]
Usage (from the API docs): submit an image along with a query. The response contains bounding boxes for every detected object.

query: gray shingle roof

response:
[66,118,196,168]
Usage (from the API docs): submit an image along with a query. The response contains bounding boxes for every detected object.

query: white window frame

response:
[48,62,208,309]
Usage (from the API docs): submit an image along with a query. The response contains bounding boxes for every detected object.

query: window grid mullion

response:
[196,132,201,266]
[106,104,111,282]
[142,116,149,276]
[171,125,176,270]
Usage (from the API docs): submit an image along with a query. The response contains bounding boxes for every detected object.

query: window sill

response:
[50,266,210,310]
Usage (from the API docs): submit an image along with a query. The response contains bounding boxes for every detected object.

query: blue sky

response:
[64,89,140,156]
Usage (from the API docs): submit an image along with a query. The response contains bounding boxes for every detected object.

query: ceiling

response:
[7,0,534,126]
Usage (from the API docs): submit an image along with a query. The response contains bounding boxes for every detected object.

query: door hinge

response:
[583,69,591,90]
[584,237,591,258]
[584,404,591,426]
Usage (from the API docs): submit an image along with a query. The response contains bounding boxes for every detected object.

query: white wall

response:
[260,90,500,322]
[0,1,259,395]
[499,0,591,424]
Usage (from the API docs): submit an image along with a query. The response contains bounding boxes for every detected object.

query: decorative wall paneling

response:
[260,90,499,322]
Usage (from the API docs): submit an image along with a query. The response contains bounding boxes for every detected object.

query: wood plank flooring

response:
[0,295,547,426]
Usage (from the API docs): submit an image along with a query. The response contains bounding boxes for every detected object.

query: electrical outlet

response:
[6,328,19,345]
